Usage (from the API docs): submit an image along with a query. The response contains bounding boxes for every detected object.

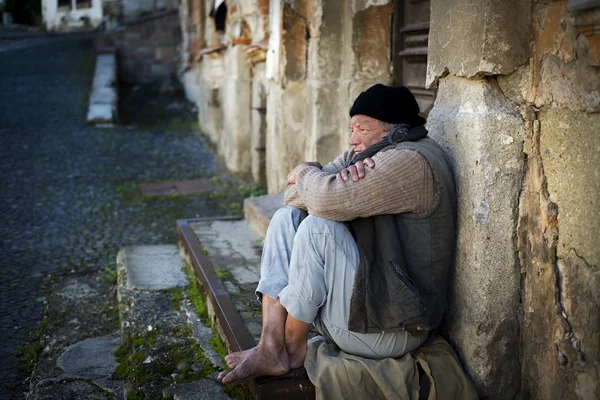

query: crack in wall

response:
[553,249,585,362]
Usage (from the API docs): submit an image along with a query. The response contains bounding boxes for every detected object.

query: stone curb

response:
[243,193,284,238]
[115,245,232,399]
[87,51,117,125]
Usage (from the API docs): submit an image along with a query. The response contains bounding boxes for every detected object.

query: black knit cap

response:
[349,84,425,126]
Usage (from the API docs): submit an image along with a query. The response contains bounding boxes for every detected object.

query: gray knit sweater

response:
[284,145,435,220]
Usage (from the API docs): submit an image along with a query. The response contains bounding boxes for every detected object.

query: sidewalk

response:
[0,33,256,398]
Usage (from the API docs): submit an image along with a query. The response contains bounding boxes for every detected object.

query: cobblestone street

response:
[0,33,243,397]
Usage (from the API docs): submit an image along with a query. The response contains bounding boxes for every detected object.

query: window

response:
[58,0,72,10]
[76,0,93,10]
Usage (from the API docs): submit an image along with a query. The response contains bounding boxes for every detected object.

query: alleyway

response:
[0,33,242,397]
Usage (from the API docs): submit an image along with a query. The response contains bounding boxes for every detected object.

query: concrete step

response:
[178,216,315,399]
[243,193,284,238]
[116,244,231,399]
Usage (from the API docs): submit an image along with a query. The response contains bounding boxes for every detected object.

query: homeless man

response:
[218,84,457,384]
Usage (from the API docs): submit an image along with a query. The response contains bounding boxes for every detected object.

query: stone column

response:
[426,0,531,398]
[221,45,252,173]
[265,0,309,192]
[251,62,267,185]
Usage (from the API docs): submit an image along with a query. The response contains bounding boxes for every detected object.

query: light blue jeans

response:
[256,206,425,359]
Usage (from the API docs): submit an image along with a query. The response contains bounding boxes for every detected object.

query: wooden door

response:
[392,0,435,116]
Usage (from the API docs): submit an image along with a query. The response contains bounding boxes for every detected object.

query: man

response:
[218,84,457,384]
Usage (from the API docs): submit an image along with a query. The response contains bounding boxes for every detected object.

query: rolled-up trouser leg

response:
[279,215,425,359]
[255,206,308,301]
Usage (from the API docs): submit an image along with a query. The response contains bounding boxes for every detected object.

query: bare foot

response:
[218,344,290,384]
[287,347,306,369]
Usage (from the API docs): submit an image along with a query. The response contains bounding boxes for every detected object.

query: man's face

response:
[349,114,389,154]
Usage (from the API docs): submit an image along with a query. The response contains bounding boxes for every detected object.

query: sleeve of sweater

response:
[293,147,434,221]
[284,150,355,210]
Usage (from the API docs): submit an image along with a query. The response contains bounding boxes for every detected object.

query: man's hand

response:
[341,158,375,182]
[287,161,322,185]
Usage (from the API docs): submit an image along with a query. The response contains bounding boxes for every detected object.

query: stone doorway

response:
[392,0,435,116]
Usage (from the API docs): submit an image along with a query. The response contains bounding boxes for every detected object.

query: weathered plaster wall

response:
[426,75,525,400]
[427,0,530,84]
[429,0,600,398]
[427,0,529,398]
[220,45,252,172]
[265,0,394,192]
[179,0,269,175]
[497,2,600,398]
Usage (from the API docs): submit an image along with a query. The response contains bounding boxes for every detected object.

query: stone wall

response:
[503,2,600,398]
[179,0,269,175]
[264,0,394,192]
[122,0,179,19]
[180,0,395,187]
[115,10,181,84]
[428,0,600,398]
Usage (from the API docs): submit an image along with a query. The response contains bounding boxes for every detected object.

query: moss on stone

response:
[215,268,234,282]
[113,326,216,398]
[169,289,184,309]
[183,262,209,321]
[16,317,50,373]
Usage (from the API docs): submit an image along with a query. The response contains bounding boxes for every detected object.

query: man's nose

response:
[349,131,360,145]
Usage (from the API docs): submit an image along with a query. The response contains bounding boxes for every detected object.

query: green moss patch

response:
[183,263,208,322]
[113,327,216,399]
[215,268,234,282]
[16,317,50,374]
[181,262,255,399]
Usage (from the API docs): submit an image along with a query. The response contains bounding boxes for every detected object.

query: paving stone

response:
[57,336,119,378]
[118,245,187,290]
[56,336,122,397]
[189,219,264,344]
[190,220,262,285]
[163,379,231,400]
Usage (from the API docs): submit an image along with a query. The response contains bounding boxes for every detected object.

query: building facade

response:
[42,0,103,30]
[179,1,600,398]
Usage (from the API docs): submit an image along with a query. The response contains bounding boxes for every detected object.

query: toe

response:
[217,370,229,382]
[221,370,238,384]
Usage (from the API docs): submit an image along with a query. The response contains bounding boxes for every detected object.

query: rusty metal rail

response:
[177,218,315,399]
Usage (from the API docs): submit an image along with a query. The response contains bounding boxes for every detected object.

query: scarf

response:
[343,123,428,169]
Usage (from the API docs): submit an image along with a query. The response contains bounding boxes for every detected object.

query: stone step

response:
[116,244,231,400]
[177,217,315,399]
[243,193,284,238]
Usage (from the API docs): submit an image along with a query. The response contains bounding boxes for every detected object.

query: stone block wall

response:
[115,10,181,85]
[180,0,395,187]
[179,0,270,175]
[265,0,395,192]
[428,0,600,398]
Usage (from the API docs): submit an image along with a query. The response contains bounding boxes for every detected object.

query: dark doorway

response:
[392,0,435,116]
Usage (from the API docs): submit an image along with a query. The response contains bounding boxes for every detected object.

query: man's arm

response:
[292,148,434,221]
[284,150,355,209]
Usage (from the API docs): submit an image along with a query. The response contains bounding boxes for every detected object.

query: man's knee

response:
[270,206,306,230]
[297,215,343,237]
